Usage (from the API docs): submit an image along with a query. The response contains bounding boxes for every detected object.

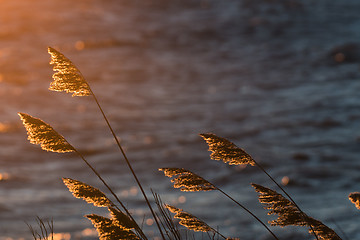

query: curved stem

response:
[215,187,279,240]
[330,218,348,240]
[253,161,327,240]
[209,227,227,240]
[89,90,166,240]
[74,149,148,240]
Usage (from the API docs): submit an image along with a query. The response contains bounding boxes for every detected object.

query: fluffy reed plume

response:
[200,133,324,240]
[108,207,137,230]
[348,192,360,210]
[18,113,75,153]
[200,133,255,166]
[160,168,279,240]
[159,168,216,192]
[252,184,341,240]
[165,205,213,233]
[63,178,112,207]
[19,112,147,239]
[86,214,139,240]
[48,47,165,240]
[63,179,144,239]
[48,47,91,96]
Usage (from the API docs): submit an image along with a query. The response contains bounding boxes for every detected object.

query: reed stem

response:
[74,149,148,240]
[215,187,279,240]
[152,190,182,240]
[89,90,166,240]
[253,161,326,240]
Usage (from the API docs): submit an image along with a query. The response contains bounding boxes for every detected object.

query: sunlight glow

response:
[146,218,154,226]
[281,176,290,186]
[178,195,186,203]
[0,172,9,181]
[0,123,10,133]
[75,41,85,51]
[49,233,71,240]
[81,228,97,237]
[129,186,138,196]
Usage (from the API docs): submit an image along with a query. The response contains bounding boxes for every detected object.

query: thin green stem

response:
[215,187,279,240]
[89,90,166,240]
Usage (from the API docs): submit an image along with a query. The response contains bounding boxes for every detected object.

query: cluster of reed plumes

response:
[20,47,359,240]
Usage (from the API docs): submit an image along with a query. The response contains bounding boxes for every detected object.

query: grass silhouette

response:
[27,217,54,240]
[18,47,358,240]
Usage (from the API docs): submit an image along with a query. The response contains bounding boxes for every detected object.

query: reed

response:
[18,47,354,240]
[47,46,165,240]
[19,112,147,239]
[252,183,341,240]
[200,133,322,239]
[159,167,279,240]
[349,192,360,210]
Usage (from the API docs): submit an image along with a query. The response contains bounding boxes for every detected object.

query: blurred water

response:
[1,0,360,239]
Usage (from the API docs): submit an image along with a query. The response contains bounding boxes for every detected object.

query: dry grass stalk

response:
[48,47,91,96]
[86,214,139,240]
[200,133,255,166]
[252,183,341,240]
[159,168,216,192]
[18,112,75,153]
[63,178,112,207]
[27,217,54,240]
[348,192,360,210]
[152,191,183,240]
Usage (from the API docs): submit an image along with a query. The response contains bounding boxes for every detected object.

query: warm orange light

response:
[178,195,186,203]
[81,228,97,237]
[146,218,154,226]
[129,186,138,196]
[0,123,10,133]
[75,41,85,51]
[0,173,9,181]
[281,176,290,186]
[51,232,71,240]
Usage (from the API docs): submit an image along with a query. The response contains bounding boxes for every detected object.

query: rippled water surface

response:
[1,0,360,239]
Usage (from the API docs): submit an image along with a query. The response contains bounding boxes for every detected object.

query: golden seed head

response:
[18,112,75,153]
[48,47,91,97]
[63,178,111,207]
[159,168,216,192]
[200,133,255,166]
